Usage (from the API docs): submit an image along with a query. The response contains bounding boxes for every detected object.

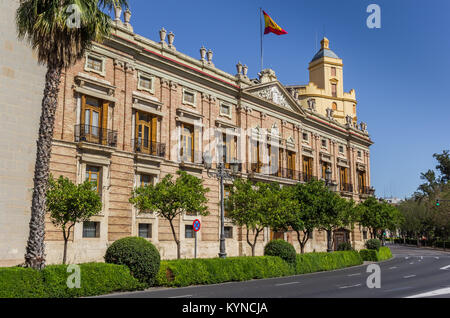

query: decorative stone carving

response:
[201,92,210,100]
[114,6,122,22]
[345,115,353,126]
[260,112,267,119]
[125,63,135,72]
[124,8,131,25]
[281,120,287,126]
[243,65,248,77]
[113,59,124,69]
[307,98,316,111]
[207,49,213,64]
[236,62,243,75]
[159,28,167,43]
[200,46,206,61]
[167,32,175,48]
[326,108,335,120]
[256,86,290,108]
[360,122,368,132]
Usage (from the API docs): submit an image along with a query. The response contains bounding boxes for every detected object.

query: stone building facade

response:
[0,0,46,266]
[43,11,374,264]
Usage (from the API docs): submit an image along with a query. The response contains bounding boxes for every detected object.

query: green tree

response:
[226,179,286,256]
[47,175,102,264]
[287,182,319,254]
[17,0,128,269]
[129,171,209,259]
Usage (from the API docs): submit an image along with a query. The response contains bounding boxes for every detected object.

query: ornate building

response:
[42,9,373,264]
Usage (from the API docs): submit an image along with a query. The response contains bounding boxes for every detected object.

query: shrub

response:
[337,242,354,251]
[42,263,144,297]
[0,267,46,298]
[156,256,293,287]
[359,249,378,262]
[377,247,393,261]
[264,240,297,266]
[295,251,363,274]
[365,239,381,251]
[0,263,144,298]
[105,237,161,286]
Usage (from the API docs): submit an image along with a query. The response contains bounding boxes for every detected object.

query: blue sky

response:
[124,0,449,199]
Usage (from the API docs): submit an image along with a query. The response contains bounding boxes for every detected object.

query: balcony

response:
[248,164,317,183]
[340,183,354,193]
[300,172,317,183]
[133,139,166,158]
[75,125,118,148]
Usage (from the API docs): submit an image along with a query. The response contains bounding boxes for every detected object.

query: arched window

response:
[332,102,337,111]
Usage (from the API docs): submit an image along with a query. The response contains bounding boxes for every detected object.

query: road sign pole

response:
[195,231,197,259]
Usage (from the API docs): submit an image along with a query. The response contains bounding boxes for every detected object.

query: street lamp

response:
[203,152,240,258]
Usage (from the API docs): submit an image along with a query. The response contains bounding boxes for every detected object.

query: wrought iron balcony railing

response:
[340,183,354,193]
[133,139,166,158]
[75,125,118,148]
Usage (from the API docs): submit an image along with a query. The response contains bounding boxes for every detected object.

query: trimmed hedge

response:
[156,250,364,287]
[360,247,393,262]
[295,251,363,274]
[264,240,297,266]
[0,263,144,298]
[377,247,393,261]
[105,237,160,287]
[156,256,293,287]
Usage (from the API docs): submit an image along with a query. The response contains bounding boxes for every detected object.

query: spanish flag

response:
[263,10,288,35]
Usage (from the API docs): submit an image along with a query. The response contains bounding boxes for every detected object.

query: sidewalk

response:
[390,243,450,254]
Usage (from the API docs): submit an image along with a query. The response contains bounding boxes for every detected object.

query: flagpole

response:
[260,7,263,72]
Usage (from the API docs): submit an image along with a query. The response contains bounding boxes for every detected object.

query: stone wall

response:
[0,0,46,266]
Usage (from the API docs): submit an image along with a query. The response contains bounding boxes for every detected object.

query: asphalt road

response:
[102,245,450,298]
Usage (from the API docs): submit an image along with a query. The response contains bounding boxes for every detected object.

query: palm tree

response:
[16,0,128,269]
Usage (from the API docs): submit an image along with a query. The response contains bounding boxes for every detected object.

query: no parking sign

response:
[193,219,201,258]
[193,219,201,232]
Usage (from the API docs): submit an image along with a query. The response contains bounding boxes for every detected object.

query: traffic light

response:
[436,199,440,207]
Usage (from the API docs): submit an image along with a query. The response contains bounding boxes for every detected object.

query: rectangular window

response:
[251,140,262,173]
[303,132,309,142]
[183,90,196,106]
[309,230,314,240]
[331,83,337,97]
[138,74,153,92]
[138,223,152,238]
[83,221,100,238]
[363,230,368,240]
[221,133,237,168]
[302,157,313,179]
[86,55,103,73]
[86,165,101,194]
[358,150,362,158]
[339,167,349,191]
[331,67,336,77]
[224,185,232,218]
[180,123,194,162]
[80,95,109,145]
[358,171,367,194]
[185,225,194,239]
[321,162,330,180]
[224,226,233,239]
[135,111,158,155]
[140,174,153,187]
[321,139,327,148]
[339,145,344,153]
[220,103,232,118]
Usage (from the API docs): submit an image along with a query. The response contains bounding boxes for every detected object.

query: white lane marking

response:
[440,265,450,270]
[404,275,416,279]
[435,257,440,260]
[275,282,300,286]
[389,266,398,269]
[347,273,361,277]
[339,284,362,289]
[406,287,450,298]
[410,262,414,265]
[405,257,410,260]
[169,294,192,298]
